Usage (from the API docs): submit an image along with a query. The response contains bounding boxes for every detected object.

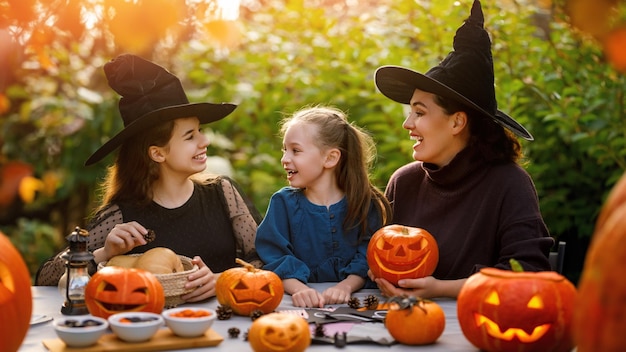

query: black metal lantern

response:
[58,226,93,315]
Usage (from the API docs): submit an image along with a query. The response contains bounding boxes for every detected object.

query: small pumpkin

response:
[367,224,439,285]
[85,266,165,319]
[384,296,445,345]
[248,312,310,352]
[573,172,626,351]
[457,260,577,352]
[0,231,33,352]
[216,258,283,316]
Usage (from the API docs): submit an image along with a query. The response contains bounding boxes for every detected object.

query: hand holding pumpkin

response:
[371,274,467,299]
[366,225,439,286]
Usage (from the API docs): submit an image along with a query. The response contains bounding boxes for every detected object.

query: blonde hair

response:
[281,106,391,240]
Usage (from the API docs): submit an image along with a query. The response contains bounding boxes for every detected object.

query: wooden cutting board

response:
[43,328,223,352]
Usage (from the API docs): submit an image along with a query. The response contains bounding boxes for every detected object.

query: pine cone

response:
[216,304,233,320]
[228,327,241,338]
[250,309,264,321]
[364,294,379,309]
[243,329,249,341]
[314,323,326,337]
[347,296,361,309]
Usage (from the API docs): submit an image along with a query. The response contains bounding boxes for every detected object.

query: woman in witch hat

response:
[36,55,262,302]
[371,0,553,298]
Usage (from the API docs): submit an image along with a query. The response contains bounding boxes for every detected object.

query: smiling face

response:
[150,116,210,178]
[215,265,284,316]
[248,313,310,352]
[457,268,577,352]
[366,225,439,285]
[85,267,165,319]
[405,89,469,167]
[280,122,334,189]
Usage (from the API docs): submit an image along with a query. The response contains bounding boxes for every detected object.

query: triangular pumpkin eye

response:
[234,281,249,290]
[381,240,394,250]
[527,294,543,309]
[103,282,117,291]
[485,291,500,305]
[260,283,272,294]
[407,238,426,251]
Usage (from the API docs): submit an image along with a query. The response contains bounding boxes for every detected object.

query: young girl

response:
[255,106,391,308]
[35,55,262,303]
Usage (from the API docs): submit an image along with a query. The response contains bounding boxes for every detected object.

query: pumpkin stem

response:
[509,258,524,272]
[235,258,256,272]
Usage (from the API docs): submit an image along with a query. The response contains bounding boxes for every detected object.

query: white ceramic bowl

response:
[162,307,216,337]
[54,316,108,348]
[108,312,163,343]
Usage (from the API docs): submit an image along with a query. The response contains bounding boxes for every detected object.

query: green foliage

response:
[491,4,626,240]
[1,0,624,282]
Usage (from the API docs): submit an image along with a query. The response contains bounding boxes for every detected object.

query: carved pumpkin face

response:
[366,225,439,285]
[248,312,310,352]
[457,267,577,352]
[85,266,164,319]
[216,259,283,316]
[0,231,32,352]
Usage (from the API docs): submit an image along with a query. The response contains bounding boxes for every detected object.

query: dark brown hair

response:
[96,119,175,213]
[434,95,522,163]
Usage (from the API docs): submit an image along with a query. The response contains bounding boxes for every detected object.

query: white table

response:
[21,284,477,351]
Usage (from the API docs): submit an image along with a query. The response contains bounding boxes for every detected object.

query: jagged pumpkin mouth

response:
[474,313,550,342]
[95,301,145,312]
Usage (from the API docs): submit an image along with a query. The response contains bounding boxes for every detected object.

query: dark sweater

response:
[385,147,553,280]
[35,176,261,286]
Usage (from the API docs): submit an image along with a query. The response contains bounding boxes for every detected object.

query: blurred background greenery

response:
[1,0,625,285]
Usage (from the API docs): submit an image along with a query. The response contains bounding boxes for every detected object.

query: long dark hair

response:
[434,95,522,163]
[95,120,175,213]
[281,106,392,241]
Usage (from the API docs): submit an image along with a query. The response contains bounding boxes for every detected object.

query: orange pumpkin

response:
[248,312,310,352]
[0,231,32,352]
[384,297,445,345]
[574,172,626,351]
[457,264,577,352]
[85,266,164,319]
[367,224,439,285]
[216,258,283,316]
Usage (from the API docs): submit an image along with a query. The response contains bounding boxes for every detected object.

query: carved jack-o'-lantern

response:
[216,258,283,316]
[366,224,439,285]
[85,266,165,319]
[457,262,577,352]
[248,312,310,352]
[0,231,32,352]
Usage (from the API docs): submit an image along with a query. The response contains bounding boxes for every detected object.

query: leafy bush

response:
[1,0,623,283]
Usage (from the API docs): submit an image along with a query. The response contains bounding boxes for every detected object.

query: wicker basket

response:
[98,254,198,308]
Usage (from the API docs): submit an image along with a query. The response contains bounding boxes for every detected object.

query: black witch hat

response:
[85,54,237,166]
[374,0,532,140]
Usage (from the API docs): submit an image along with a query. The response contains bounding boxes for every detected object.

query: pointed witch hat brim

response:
[374,0,533,141]
[85,54,237,166]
